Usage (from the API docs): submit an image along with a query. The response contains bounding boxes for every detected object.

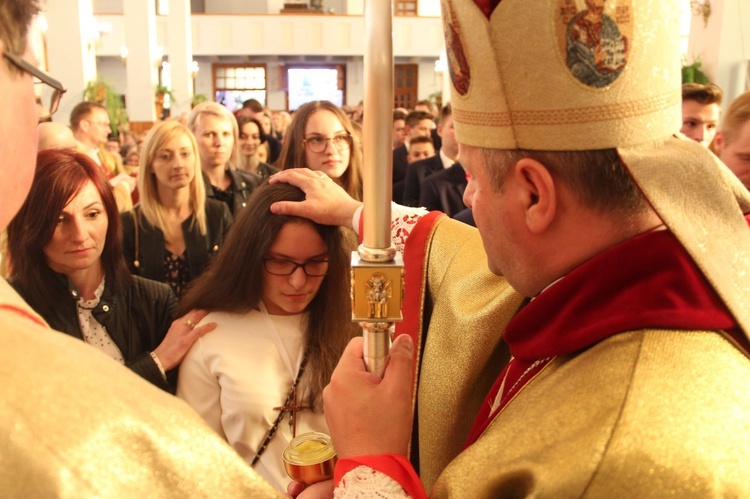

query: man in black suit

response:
[403,103,459,206]
[392,109,407,150]
[419,161,468,217]
[393,110,434,204]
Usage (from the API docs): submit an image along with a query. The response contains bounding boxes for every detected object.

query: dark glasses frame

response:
[3,51,66,118]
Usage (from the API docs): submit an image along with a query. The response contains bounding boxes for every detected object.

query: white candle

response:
[358,0,397,377]
[362,0,393,252]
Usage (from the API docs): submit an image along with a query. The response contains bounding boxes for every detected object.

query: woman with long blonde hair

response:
[121,121,232,296]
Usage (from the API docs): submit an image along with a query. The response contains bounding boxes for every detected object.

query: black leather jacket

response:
[11,272,177,392]
[202,169,262,216]
[120,199,232,285]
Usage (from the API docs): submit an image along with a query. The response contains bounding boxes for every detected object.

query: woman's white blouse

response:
[77,277,124,363]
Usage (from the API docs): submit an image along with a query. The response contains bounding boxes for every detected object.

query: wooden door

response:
[394,64,418,109]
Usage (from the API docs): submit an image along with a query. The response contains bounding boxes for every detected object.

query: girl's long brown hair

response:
[277,100,364,201]
[179,182,358,408]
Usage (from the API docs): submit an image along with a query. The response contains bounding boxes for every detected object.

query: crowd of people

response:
[2,0,750,497]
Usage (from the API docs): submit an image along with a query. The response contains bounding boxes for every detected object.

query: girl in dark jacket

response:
[8,149,214,392]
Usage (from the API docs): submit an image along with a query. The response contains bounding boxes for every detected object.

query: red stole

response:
[464,226,746,448]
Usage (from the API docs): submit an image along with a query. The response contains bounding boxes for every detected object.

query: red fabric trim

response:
[0,304,46,327]
[358,211,364,244]
[396,211,444,404]
[335,455,427,499]
[463,358,552,449]
[465,226,744,447]
[472,0,502,19]
[396,210,443,343]
[507,228,739,360]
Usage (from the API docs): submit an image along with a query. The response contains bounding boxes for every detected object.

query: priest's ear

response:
[512,158,556,235]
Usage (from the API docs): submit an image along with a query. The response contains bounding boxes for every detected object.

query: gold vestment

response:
[409,217,750,497]
[0,279,280,497]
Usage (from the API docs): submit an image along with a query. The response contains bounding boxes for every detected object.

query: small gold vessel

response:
[283,432,337,484]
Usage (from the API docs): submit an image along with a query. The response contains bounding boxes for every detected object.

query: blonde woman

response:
[188,101,262,216]
[121,121,233,297]
[277,100,363,201]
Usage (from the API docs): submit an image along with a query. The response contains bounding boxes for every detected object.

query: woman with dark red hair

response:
[7,149,214,392]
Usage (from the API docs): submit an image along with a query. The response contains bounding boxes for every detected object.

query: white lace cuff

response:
[334,465,411,499]
[353,203,429,257]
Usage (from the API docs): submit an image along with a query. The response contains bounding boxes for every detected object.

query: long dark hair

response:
[238,115,267,144]
[277,100,364,201]
[179,182,358,408]
[8,149,131,304]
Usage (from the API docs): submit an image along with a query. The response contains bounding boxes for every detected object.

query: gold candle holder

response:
[283,432,337,485]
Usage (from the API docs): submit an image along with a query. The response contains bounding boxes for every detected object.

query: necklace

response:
[251,304,309,467]
[251,349,309,466]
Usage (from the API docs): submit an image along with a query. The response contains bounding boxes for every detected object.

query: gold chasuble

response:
[398,213,524,491]
[0,279,280,497]
[400,214,750,498]
[431,329,750,497]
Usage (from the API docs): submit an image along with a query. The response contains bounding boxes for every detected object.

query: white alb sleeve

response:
[353,203,429,257]
[334,465,411,499]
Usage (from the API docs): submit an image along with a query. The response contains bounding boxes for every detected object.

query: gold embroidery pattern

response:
[454,91,679,126]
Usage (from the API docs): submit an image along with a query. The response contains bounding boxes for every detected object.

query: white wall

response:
[266,61,287,110]
[347,0,440,17]
[101,55,441,111]
[95,14,443,58]
[346,59,364,106]
[417,60,441,103]
[94,0,122,13]
[91,11,446,112]
[96,57,128,95]
[687,0,750,110]
[193,59,213,100]
[96,0,348,15]
[205,0,267,14]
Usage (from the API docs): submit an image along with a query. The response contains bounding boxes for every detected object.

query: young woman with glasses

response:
[277,100,363,201]
[176,182,358,491]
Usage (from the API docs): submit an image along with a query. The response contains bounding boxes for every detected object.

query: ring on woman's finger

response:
[184,319,196,329]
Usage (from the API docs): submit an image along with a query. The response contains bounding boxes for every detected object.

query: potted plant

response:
[192,93,209,108]
[682,58,709,85]
[155,85,176,118]
[83,77,128,139]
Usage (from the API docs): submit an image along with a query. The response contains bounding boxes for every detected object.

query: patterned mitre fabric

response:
[441,0,750,336]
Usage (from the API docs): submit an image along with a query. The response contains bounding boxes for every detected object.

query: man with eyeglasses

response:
[69,101,134,212]
[0,2,278,495]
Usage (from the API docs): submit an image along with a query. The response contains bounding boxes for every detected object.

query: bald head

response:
[38,122,77,151]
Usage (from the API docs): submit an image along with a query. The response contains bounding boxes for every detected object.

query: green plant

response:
[83,77,128,138]
[682,58,709,84]
[155,84,175,101]
[192,93,208,107]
